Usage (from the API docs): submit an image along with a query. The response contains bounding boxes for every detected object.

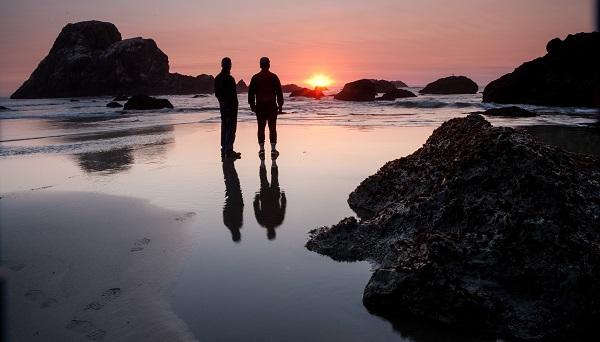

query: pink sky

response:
[0,0,595,96]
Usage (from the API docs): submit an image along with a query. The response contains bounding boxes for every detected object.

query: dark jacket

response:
[214,71,238,108]
[248,70,284,112]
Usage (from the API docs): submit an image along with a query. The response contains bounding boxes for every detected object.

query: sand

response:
[1,191,197,341]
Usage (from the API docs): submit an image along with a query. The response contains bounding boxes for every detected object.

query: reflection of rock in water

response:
[76,147,134,173]
[522,125,600,157]
[64,126,174,174]
[254,162,286,240]
[222,160,243,242]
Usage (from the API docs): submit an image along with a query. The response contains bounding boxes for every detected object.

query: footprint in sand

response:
[175,211,197,222]
[130,237,150,252]
[25,289,57,309]
[84,288,121,311]
[66,320,106,340]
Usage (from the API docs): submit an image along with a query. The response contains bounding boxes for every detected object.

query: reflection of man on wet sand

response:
[222,159,243,242]
[254,159,286,240]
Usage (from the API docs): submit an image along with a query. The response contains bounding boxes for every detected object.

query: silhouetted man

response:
[254,158,286,240]
[222,158,244,242]
[215,57,241,159]
[248,57,284,159]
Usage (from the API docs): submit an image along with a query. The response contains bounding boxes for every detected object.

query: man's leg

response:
[229,111,238,151]
[220,112,227,153]
[257,113,267,153]
[268,111,278,153]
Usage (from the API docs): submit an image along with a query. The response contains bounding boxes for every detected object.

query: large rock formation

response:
[306,114,600,340]
[289,87,325,99]
[236,79,249,93]
[375,88,417,101]
[334,79,377,101]
[11,20,214,99]
[391,80,408,88]
[282,84,302,93]
[420,76,478,94]
[370,80,396,93]
[483,32,600,107]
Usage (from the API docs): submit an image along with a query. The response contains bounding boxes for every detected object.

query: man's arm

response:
[248,76,256,112]
[227,75,238,104]
[214,76,223,102]
[275,75,284,113]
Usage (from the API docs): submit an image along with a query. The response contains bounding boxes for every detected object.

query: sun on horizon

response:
[305,73,334,89]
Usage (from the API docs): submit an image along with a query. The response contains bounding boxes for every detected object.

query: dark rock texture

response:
[290,87,325,99]
[306,114,600,340]
[371,80,397,93]
[0,106,8,110]
[420,76,478,94]
[11,20,214,99]
[334,79,376,101]
[236,79,249,93]
[375,88,417,101]
[113,95,128,101]
[483,32,600,107]
[282,84,302,93]
[106,101,123,108]
[391,80,408,88]
[482,106,537,117]
[123,95,173,110]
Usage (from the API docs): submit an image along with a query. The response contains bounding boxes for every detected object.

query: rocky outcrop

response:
[123,95,173,110]
[482,106,537,117]
[236,79,249,93]
[420,76,478,94]
[306,114,600,340]
[371,80,396,93]
[334,79,376,101]
[282,84,302,93]
[290,87,325,99]
[113,95,128,101]
[483,32,600,107]
[391,80,408,88]
[106,101,123,108]
[375,88,417,101]
[10,20,214,99]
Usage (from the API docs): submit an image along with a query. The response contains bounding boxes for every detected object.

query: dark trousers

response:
[256,102,277,144]
[220,106,238,151]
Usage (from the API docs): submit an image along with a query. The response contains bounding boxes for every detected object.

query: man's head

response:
[259,57,270,70]
[221,57,232,72]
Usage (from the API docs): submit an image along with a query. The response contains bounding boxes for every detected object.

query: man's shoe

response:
[226,150,241,159]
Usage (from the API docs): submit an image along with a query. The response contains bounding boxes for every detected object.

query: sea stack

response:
[10,20,214,99]
[419,76,478,94]
[483,32,600,107]
[334,79,377,101]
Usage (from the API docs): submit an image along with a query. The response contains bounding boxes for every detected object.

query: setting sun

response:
[305,73,333,89]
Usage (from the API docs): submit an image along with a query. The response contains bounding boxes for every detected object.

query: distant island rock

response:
[123,95,173,110]
[289,87,325,99]
[370,79,396,93]
[282,84,302,93]
[482,106,537,117]
[391,80,408,88]
[334,79,377,101]
[236,79,249,93]
[483,32,600,107]
[10,20,214,99]
[113,95,128,101]
[306,114,600,340]
[106,101,123,108]
[419,76,478,94]
[375,88,417,101]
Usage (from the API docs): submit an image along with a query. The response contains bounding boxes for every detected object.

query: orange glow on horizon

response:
[305,73,334,89]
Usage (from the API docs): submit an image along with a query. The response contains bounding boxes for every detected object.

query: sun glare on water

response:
[306,73,333,89]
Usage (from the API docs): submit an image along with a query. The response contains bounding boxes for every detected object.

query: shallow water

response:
[0,92,597,341]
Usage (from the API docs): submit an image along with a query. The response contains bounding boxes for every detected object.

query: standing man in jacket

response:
[248,57,284,159]
[215,57,241,159]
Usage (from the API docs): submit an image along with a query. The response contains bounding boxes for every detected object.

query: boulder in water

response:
[113,95,128,101]
[375,88,417,101]
[106,101,123,108]
[334,79,376,101]
[371,80,396,93]
[391,80,408,88]
[290,87,325,99]
[306,114,600,340]
[123,95,173,110]
[282,84,302,93]
[236,79,249,93]
[483,32,600,107]
[482,106,537,117]
[420,76,478,94]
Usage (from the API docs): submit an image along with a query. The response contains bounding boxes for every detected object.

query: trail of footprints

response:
[65,288,122,340]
